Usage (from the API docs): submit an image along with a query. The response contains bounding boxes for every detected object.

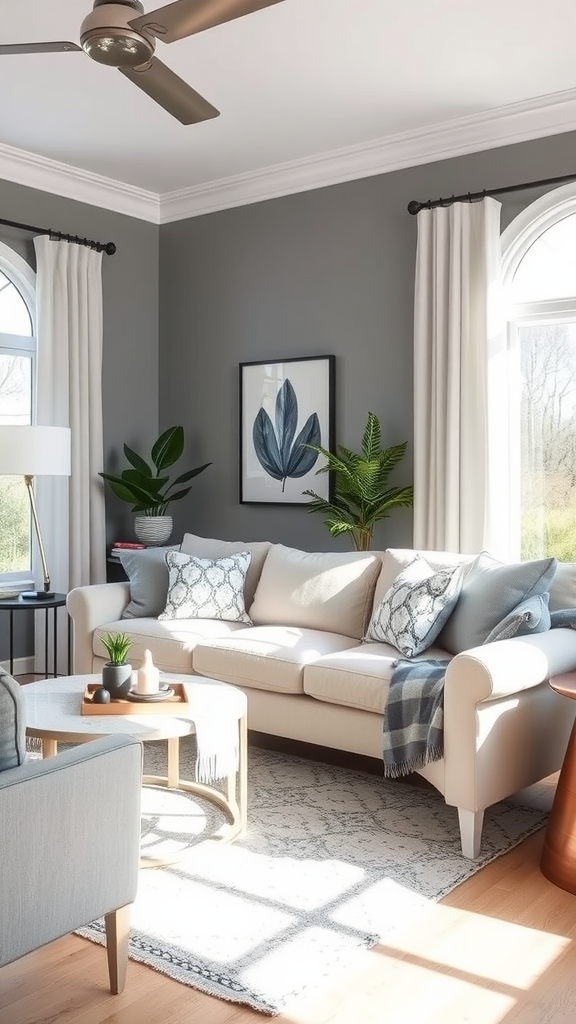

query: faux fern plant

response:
[303,412,413,551]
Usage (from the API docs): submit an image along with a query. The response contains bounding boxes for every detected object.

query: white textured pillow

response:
[248,543,381,639]
[366,556,464,657]
[180,533,270,608]
[159,551,252,623]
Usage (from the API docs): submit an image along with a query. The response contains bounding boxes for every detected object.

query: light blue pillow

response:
[0,669,26,773]
[120,545,180,619]
[438,551,557,655]
[550,608,576,629]
[365,556,464,657]
[486,593,551,643]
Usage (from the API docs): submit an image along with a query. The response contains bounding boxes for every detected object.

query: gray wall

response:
[0,178,160,661]
[159,129,576,552]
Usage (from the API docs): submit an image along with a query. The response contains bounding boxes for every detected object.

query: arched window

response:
[502,184,576,561]
[0,243,36,584]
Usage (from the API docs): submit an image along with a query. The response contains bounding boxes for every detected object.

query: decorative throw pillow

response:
[550,608,576,629]
[365,556,464,657]
[0,669,26,773]
[486,593,551,643]
[159,550,253,623]
[119,545,180,619]
[438,551,557,655]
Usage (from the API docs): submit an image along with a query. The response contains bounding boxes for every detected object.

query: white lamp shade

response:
[0,426,71,476]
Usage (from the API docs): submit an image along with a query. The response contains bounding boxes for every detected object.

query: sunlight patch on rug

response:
[77,742,548,1015]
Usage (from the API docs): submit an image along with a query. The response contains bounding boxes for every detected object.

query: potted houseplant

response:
[99,425,211,545]
[100,631,135,699]
[303,411,413,551]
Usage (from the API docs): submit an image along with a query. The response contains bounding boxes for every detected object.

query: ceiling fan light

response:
[81,27,153,65]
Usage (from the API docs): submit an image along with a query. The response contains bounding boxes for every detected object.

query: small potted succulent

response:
[100,631,135,699]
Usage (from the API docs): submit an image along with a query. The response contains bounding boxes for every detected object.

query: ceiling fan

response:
[0,0,285,124]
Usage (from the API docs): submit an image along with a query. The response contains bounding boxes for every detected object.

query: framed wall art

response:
[239,355,335,505]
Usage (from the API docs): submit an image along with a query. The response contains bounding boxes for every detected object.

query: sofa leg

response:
[458,808,484,859]
[104,904,131,994]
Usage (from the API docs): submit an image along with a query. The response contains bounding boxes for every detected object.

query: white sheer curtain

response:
[413,197,506,555]
[34,237,106,615]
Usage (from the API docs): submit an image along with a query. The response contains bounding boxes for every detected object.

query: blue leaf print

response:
[253,408,283,480]
[252,379,321,490]
[276,379,298,466]
[285,414,320,477]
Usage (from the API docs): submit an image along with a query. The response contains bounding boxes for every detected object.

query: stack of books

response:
[109,541,145,561]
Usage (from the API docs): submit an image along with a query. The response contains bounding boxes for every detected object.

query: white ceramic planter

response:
[133,515,173,546]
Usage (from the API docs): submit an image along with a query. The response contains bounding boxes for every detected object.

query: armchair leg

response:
[104,904,131,994]
[458,808,484,859]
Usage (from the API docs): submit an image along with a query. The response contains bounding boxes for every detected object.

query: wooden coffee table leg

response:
[42,738,58,758]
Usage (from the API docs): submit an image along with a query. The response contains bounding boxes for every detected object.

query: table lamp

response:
[0,425,71,598]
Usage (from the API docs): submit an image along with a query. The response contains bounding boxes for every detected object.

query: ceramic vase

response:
[133,515,173,546]
[101,662,132,699]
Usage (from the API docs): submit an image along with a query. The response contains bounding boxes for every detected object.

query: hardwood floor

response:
[2,760,576,1024]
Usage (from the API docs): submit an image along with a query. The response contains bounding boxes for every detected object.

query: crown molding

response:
[2,88,576,225]
[0,141,160,222]
[159,87,576,222]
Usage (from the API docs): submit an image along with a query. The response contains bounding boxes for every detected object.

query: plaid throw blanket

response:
[382,658,451,778]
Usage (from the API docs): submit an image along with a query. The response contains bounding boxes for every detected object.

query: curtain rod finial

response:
[104,242,116,256]
[407,200,420,215]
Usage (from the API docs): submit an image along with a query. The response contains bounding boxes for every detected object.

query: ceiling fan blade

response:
[0,41,81,56]
[130,0,285,45]
[119,57,219,124]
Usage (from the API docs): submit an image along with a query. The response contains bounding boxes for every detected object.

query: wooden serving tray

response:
[81,681,189,715]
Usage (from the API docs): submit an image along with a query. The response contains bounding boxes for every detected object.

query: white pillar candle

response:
[137,649,160,694]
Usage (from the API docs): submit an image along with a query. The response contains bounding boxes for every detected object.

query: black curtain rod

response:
[407,171,576,216]
[0,215,116,255]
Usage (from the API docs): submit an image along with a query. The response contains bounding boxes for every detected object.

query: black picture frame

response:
[239,355,335,505]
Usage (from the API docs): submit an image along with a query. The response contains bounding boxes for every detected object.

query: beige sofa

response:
[67,534,576,859]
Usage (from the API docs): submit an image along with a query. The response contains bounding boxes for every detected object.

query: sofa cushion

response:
[192,626,361,694]
[549,563,576,611]
[119,545,179,619]
[248,544,381,639]
[94,618,246,674]
[159,551,252,623]
[303,641,451,714]
[0,669,26,772]
[486,593,551,643]
[365,556,463,656]
[181,533,271,608]
[438,551,557,655]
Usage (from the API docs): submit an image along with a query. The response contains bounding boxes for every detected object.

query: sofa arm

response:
[445,627,576,703]
[0,734,142,969]
[67,583,131,673]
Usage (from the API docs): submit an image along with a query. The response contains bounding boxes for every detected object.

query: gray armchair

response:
[0,670,142,994]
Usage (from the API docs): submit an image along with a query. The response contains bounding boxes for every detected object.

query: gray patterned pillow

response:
[365,556,463,657]
[159,550,252,623]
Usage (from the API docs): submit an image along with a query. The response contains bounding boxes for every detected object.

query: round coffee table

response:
[23,673,248,864]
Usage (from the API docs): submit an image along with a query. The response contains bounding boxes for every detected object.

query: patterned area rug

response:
[77,740,547,1015]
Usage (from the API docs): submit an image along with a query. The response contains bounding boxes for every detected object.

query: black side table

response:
[0,593,70,679]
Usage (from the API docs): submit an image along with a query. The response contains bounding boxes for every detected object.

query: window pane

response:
[512,214,576,302]
[0,353,32,573]
[0,270,33,336]
[0,476,30,573]
[0,354,32,423]
[520,322,576,560]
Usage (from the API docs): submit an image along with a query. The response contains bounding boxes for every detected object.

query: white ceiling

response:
[1,0,576,221]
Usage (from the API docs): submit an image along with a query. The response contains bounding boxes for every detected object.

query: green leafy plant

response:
[303,411,413,551]
[99,425,211,515]
[100,631,134,665]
